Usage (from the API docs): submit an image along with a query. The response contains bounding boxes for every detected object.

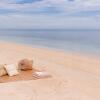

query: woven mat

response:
[0,70,49,83]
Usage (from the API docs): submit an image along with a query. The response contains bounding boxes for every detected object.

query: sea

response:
[0,29,100,56]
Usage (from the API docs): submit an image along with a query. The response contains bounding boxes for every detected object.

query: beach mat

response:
[0,70,51,83]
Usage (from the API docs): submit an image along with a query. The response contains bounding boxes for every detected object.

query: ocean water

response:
[0,29,100,56]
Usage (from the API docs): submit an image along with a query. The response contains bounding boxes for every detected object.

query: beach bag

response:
[0,65,7,76]
[18,59,33,71]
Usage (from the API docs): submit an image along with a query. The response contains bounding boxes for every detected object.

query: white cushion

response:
[4,64,19,76]
[32,71,51,78]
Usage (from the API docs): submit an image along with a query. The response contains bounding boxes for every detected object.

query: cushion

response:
[32,71,51,78]
[4,64,19,76]
[0,65,7,76]
[18,59,33,71]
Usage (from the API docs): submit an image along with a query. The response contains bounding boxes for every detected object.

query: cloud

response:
[0,0,99,16]
[0,0,100,29]
[15,0,43,4]
[0,0,43,3]
[0,14,100,29]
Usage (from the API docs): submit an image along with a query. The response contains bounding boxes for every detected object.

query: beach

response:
[0,42,100,100]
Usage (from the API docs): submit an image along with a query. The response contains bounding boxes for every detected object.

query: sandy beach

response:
[0,41,100,100]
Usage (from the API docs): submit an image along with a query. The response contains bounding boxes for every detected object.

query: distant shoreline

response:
[0,29,100,31]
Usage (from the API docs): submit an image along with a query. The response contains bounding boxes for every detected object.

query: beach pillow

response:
[4,64,19,76]
[0,65,7,76]
[18,59,33,71]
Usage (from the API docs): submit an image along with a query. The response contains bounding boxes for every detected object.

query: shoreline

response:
[0,40,100,60]
[0,41,100,100]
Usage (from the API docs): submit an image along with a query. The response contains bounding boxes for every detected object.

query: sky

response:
[0,0,100,29]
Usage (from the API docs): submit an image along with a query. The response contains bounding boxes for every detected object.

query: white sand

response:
[0,42,100,100]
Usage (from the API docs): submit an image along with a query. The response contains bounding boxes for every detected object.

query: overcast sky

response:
[0,0,100,29]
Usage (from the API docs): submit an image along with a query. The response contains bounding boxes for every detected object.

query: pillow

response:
[4,64,19,76]
[18,59,33,71]
[0,65,7,76]
[33,71,51,78]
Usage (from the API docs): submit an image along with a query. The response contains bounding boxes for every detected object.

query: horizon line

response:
[0,29,100,31]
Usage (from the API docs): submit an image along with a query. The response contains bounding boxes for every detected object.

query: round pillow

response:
[18,59,33,71]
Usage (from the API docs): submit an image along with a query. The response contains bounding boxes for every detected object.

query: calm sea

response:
[0,29,100,56]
